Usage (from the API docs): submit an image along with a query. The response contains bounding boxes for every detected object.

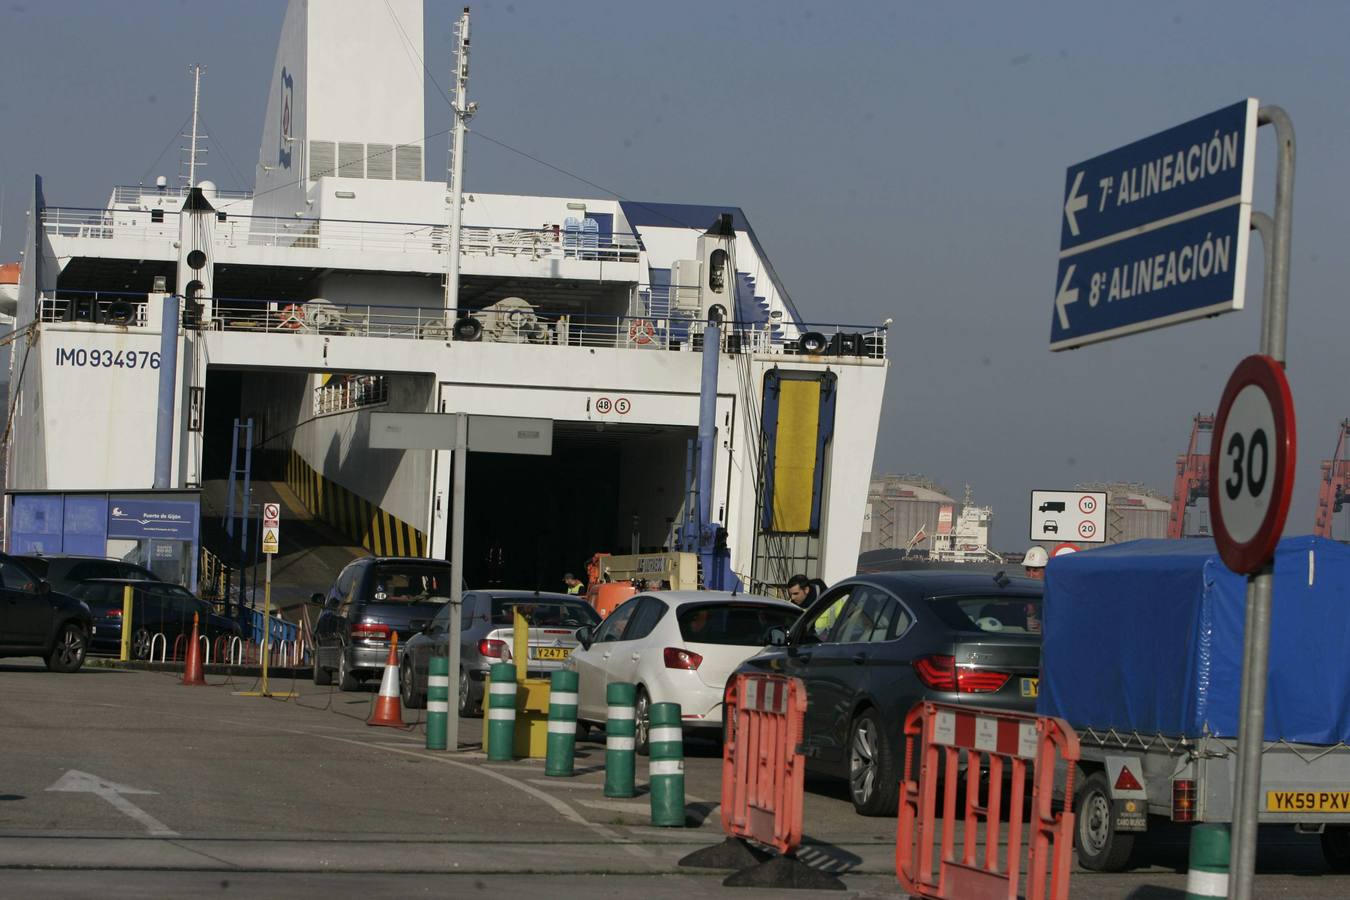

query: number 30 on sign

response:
[1209,355,1296,574]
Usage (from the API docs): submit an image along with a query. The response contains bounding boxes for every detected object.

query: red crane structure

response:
[1314,419,1350,539]
[1168,414,1214,539]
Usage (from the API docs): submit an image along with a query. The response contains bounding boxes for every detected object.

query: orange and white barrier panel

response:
[897,702,1080,900]
[721,673,807,855]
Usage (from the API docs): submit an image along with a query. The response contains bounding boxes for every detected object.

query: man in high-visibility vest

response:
[563,572,584,595]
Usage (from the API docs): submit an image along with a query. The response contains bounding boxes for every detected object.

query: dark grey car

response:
[400,591,600,715]
[736,570,1043,816]
[312,557,456,691]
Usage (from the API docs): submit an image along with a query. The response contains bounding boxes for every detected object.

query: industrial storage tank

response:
[860,475,955,554]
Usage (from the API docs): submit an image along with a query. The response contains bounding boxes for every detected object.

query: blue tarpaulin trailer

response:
[1036,536,1350,873]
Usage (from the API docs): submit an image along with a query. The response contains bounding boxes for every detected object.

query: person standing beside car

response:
[785,573,817,608]
[1023,546,1048,581]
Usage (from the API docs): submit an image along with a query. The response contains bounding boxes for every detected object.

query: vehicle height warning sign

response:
[1029,490,1108,544]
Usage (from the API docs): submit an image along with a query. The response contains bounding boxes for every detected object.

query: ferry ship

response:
[2,0,887,596]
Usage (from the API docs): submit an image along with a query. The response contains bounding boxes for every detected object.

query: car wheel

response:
[848,708,899,816]
[46,623,88,673]
[1323,826,1350,873]
[1075,770,1134,871]
[401,659,426,709]
[337,648,360,692]
[634,688,652,757]
[312,647,333,685]
[457,668,479,718]
[132,627,152,661]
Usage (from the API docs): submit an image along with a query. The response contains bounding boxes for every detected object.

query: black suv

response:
[0,553,92,672]
[312,557,455,691]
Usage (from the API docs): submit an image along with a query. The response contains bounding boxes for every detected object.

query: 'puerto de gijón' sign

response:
[1051,99,1258,351]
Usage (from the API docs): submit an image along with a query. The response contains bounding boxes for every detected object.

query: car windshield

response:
[677,603,799,646]
[370,565,454,603]
[490,599,600,628]
[927,594,1043,635]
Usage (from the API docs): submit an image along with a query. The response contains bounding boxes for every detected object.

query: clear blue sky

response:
[3,0,1349,548]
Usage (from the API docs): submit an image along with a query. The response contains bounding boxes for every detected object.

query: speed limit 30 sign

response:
[1209,354,1296,574]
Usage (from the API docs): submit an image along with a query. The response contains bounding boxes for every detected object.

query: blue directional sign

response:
[1052,99,1258,351]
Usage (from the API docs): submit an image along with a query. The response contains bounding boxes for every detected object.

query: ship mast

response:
[444,7,476,315]
[186,64,205,188]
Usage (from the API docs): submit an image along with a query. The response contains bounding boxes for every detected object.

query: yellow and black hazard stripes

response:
[286,450,426,557]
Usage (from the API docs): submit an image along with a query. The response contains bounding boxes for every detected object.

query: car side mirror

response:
[575,625,593,650]
[766,626,788,647]
[36,581,51,597]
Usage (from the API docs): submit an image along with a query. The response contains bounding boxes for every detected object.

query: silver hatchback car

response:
[400,590,600,715]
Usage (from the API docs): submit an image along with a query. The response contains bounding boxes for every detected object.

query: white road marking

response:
[45,770,177,837]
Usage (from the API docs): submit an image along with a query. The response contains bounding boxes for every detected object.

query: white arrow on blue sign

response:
[1051,99,1259,351]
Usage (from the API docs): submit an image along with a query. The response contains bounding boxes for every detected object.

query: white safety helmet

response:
[1023,546,1049,568]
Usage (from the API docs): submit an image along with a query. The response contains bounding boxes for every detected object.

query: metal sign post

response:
[447,413,467,753]
[238,503,295,700]
[1223,106,1295,900]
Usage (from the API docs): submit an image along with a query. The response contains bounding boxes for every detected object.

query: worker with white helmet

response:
[1023,546,1048,580]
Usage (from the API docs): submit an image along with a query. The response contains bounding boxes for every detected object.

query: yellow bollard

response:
[513,607,529,684]
[119,585,134,661]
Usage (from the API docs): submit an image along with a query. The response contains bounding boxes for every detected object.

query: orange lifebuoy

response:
[628,318,655,345]
[279,304,305,330]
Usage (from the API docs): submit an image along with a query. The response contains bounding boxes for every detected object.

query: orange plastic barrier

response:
[720,673,807,854]
[897,701,1080,900]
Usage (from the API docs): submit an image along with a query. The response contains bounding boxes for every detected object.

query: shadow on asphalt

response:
[0,663,133,675]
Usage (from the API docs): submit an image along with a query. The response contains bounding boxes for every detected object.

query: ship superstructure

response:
[3,0,888,593]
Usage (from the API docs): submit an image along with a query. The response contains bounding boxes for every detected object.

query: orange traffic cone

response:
[182,612,206,686]
[368,632,403,727]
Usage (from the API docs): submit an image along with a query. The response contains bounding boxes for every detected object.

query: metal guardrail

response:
[35,291,887,359]
[43,207,643,262]
[314,374,388,416]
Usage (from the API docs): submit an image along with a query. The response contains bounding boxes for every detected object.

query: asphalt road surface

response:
[1,660,1345,898]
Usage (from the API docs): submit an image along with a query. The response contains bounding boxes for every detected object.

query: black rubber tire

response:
[848,708,899,817]
[312,647,332,685]
[1323,826,1350,873]
[458,668,480,718]
[401,659,426,709]
[337,647,360,692]
[1075,771,1134,872]
[132,627,151,661]
[46,623,88,673]
[634,688,651,757]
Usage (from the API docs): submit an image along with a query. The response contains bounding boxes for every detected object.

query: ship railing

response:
[206,298,887,359]
[41,207,179,242]
[38,291,151,327]
[42,206,645,262]
[110,185,254,206]
[218,214,643,262]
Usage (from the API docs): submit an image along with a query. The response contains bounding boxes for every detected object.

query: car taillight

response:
[106,609,123,617]
[350,621,391,641]
[1172,778,1197,822]
[914,655,958,691]
[957,669,1011,693]
[913,655,1011,693]
[478,638,508,658]
[664,647,703,670]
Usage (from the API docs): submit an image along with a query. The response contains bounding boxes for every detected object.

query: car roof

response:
[844,570,1043,597]
[484,591,586,601]
[13,554,124,562]
[639,590,797,610]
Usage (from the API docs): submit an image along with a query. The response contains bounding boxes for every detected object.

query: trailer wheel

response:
[1075,771,1134,872]
[1323,826,1350,873]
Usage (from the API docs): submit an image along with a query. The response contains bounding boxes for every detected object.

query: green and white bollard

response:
[1185,823,1230,899]
[604,681,636,798]
[486,663,518,761]
[545,670,579,777]
[426,656,449,751]
[647,701,686,827]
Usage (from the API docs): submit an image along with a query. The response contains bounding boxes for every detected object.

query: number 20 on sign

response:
[1209,355,1296,574]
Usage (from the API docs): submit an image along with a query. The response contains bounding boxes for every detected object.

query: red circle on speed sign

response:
[1209,354,1297,574]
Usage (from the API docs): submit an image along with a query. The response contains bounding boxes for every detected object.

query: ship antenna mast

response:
[444,7,476,315]
[184,64,206,189]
